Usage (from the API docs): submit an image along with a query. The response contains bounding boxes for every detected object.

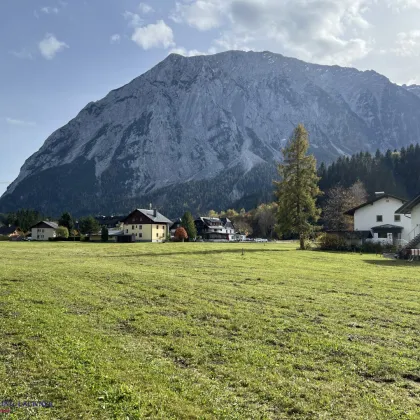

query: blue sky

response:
[2,0,420,196]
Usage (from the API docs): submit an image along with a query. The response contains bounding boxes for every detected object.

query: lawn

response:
[0,242,419,419]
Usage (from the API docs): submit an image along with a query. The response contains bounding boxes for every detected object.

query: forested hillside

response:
[318,144,420,200]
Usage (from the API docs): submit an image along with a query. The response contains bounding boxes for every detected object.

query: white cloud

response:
[6,118,36,127]
[132,20,175,50]
[41,6,59,14]
[11,49,33,60]
[38,34,68,60]
[139,3,154,14]
[41,6,59,15]
[172,0,373,65]
[110,34,121,44]
[169,47,210,56]
[389,0,420,12]
[393,30,420,56]
[123,11,143,27]
[171,0,226,30]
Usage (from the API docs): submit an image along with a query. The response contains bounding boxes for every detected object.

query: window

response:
[378,232,388,239]
[139,233,142,238]
[156,233,158,237]
[126,229,128,233]
[139,225,142,230]
[132,225,134,230]
[376,215,383,222]
[162,225,165,229]
[395,215,401,222]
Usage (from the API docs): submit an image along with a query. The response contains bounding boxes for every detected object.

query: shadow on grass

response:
[106,249,293,258]
[364,260,420,267]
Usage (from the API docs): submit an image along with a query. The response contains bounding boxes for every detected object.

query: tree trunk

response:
[300,235,305,250]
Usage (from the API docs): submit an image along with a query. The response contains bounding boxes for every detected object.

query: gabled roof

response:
[395,193,420,215]
[30,221,59,230]
[371,224,403,232]
[344,194,407,216]
[0,225,19,236]
[122,209,172,224]
[198,217,224,226]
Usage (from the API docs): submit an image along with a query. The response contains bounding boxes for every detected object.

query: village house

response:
[194,217,236,241]
[120,209,172,242]
[0,225,22,240]
[30,221,59,241]
[344,193,411,246]
[395,193,420,250]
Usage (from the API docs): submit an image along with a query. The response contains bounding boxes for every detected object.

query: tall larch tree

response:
[274,124,322,250]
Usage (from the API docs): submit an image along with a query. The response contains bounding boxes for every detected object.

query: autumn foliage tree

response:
[174,227,188,242]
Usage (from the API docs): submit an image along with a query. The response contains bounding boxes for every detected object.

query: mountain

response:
[2,50,420,218]
[403,84,420,98]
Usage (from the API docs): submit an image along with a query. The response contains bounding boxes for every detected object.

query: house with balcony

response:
[194,217,236,241]
[344,193,411,246]
[121,209,172,242]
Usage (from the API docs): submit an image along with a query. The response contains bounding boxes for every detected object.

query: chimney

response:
[153,209,157,217]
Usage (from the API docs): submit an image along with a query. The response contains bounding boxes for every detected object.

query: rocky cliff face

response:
[2,50,420,217]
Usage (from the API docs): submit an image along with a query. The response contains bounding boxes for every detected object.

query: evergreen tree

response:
[101,226,109,242]
[181,211,197,241]
[58,212,74,231]
[274,124,322,249]
[6,209,43,232]
[79,216,100,235]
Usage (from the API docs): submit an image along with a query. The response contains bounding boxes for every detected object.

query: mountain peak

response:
[2,51,420,217]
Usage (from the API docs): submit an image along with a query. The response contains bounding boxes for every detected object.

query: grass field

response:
[0,242,419,419]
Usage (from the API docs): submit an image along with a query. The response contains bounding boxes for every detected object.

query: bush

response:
[56,226,69,239]
[318,233,350,251]
[318,233,397,254]
[360,242,396,254]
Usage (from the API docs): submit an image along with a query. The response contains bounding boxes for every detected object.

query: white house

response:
[395,194,420,249]
[30,221,59,241]
[345,193,411,245]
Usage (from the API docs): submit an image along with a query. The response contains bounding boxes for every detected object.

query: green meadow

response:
[0,242,419,419]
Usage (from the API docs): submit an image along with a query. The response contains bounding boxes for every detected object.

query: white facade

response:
[31,227,57,241]
[353,196,411,243]
[411,204,420,229]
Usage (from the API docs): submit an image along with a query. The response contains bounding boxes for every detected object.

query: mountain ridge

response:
[2,50,420,217]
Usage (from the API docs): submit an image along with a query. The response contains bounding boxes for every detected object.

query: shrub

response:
[360,242,396,254]
[56,226,69,239]
[318,233,349,251]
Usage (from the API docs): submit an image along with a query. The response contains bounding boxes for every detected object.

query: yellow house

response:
[31,221,58,241]
[121,209,172,242]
